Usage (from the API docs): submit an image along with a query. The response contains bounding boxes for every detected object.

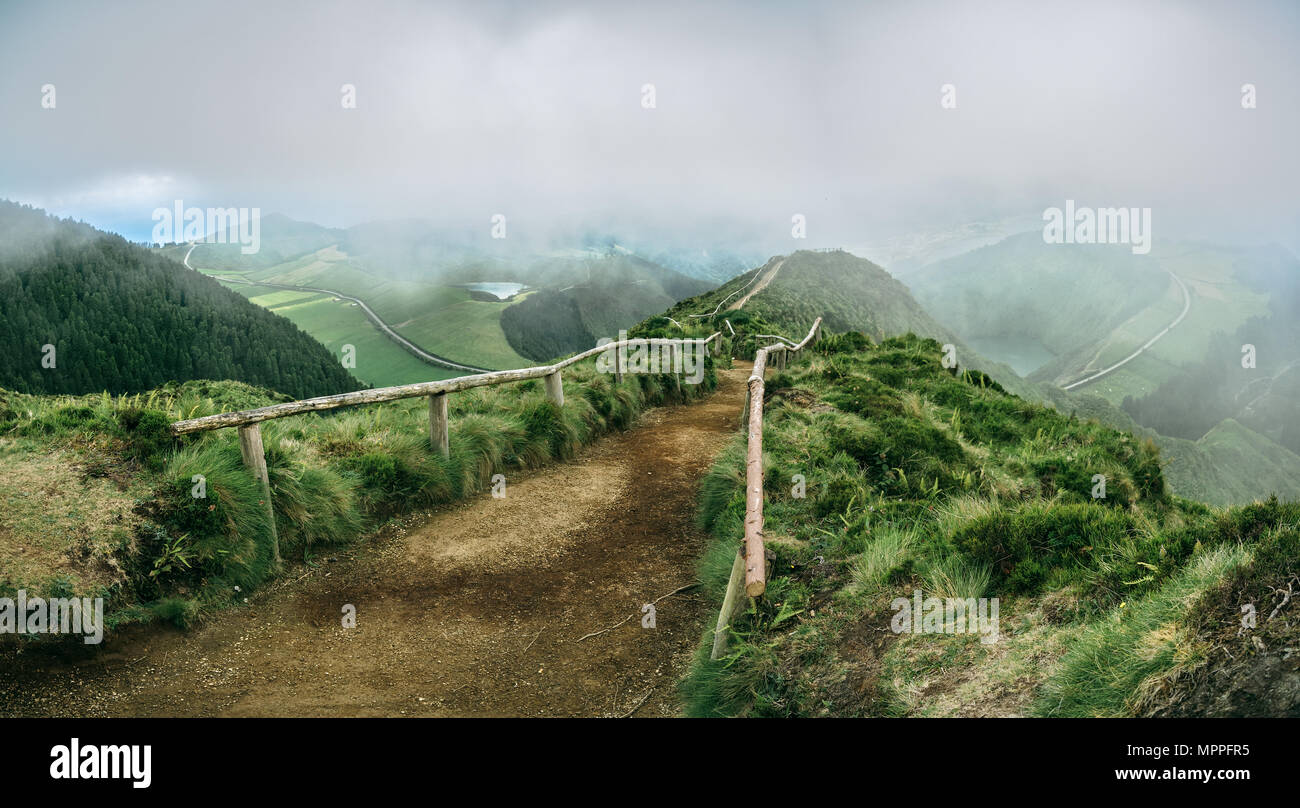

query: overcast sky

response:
[1,0,1297,254]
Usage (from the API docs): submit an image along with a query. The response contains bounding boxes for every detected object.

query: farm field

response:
[219,281,456,387]
[192,244,535,378]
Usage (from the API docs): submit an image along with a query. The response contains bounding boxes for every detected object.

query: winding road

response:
[184,243,495,374]
[1062,269,1191,391]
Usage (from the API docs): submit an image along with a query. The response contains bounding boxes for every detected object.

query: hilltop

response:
[0,202,358,398]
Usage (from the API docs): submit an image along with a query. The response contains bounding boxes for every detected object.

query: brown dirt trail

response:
[0,365,750,718]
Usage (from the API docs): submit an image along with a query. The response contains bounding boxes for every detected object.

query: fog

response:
[1,0,1297,256]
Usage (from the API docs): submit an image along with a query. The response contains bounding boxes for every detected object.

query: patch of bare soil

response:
[727,259,782,311]
[0,365,751,718]
[1147,570,1300,717]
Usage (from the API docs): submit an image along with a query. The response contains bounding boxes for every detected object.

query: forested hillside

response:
[499,254,713,361]
[0,201,359,398]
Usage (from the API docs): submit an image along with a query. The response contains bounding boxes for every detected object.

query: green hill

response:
[902,232,1170,383]
[901,234,1300,506]
[0,202,358,398]
[1159,419,1300,506]
[686,331,1300,716]
[185,215,714,381]
[658,249,1038,400]
[500,253,712,361]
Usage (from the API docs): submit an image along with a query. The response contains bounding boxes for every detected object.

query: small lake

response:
[463,282,525,300]
[965,335,1056,377]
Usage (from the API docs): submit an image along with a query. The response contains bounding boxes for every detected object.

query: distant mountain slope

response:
[1157,420,1300,506]
[500,253,712,360]
[175,213,345,272]
[0,201,359,398]
[660,249,1036,396]
[185,213,716,373]
[649,246,1298,507]
[902,233,1276,402]
[901,232,1300,504]
[902,232,1168,379]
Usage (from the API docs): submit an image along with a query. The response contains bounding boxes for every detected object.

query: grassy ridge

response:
[0,332,721,635]
[683,331,1297,716]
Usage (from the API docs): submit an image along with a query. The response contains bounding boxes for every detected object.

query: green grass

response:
[219,281,453,387]
[199,245,534,373]
[0,329,720,632]
[1034,543,1251,717]
[680,330,1297,717]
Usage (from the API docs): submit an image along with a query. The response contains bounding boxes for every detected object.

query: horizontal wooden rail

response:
[170,331,722,567]
[171,333,721,434]
[711,316,822,660]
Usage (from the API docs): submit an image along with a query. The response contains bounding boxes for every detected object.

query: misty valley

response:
[1,2,1297,774]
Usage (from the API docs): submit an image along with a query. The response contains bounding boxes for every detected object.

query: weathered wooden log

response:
[710,549,748,660]
[743,373,766,597]
[428,392,449,458]
[736,318,819,599]
[544,370,564,406]
[171,333,721,435]
[668,343,680,395]
[238,423,281,567]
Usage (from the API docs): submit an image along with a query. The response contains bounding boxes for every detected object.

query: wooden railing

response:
[711,317,822,660]
[171,332,721,565]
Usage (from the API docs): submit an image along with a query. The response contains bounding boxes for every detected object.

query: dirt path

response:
[727,258,783,311]
[0,365,750,718]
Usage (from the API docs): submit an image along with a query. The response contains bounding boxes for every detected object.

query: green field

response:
[194,244,534,374]
[218,281,455,387]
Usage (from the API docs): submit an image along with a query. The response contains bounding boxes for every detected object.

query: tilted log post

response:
[544,369,564,406]
[238,423,281,568]
[710,549,748,660]
[428,392,449,458]
[668,342,681,396]
[743,357,768,597]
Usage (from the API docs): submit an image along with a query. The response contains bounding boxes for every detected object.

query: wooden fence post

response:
[544,369,564,406]
[428,392,449,458]
[743,376,767,597]
[238,423,281,568]
[710,549,748,660]
[668,343,681,395]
